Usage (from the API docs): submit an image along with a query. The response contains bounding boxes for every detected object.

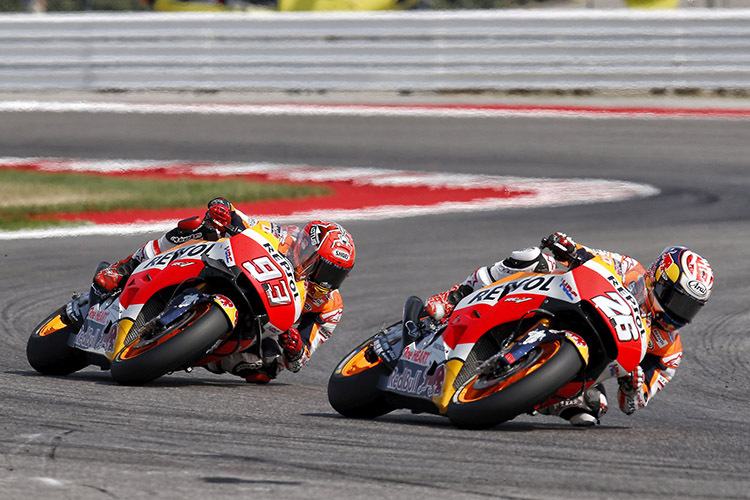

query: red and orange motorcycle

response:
[27,225,304,385]
[328,248,650,428]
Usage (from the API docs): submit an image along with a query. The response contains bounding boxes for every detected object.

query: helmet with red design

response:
[286,220,355,297]
[645,246,714,331]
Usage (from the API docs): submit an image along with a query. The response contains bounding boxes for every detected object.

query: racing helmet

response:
[286,220,355,296]
[645,246,714,331]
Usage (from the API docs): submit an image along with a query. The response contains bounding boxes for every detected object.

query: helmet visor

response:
[286,232,318,280]
[653,282,704,325]
[309,257,350,290]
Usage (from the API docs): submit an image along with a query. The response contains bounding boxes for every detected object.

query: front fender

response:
[502,324,589,368]
[109,289,238,362]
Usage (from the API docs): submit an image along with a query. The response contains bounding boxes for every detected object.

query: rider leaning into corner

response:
[91,197,356,384]
[424,232,715,427]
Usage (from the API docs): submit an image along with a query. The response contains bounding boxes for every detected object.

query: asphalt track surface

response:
[1,94,749,500]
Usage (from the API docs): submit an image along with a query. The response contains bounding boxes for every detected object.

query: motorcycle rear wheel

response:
[447,340,583,429]
[27,305,89,376]
[327,336,395,419]
[111,303,230,385]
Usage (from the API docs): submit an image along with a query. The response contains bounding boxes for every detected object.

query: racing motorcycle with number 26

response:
[328,246,650,428]
[27,225,304,385]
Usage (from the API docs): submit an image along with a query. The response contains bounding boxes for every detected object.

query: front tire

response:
[328,337,394,419]
[447,340,583,429]
[27,306,88,375]
[111,304,230,386]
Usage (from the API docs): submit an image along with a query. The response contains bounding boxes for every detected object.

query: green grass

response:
[0,168,332,231]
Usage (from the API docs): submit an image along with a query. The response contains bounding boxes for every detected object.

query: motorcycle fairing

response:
[442,256,648,373]
[70,297,120,363]
[79,226,302,364]
[121,240,214,311]
[377,333,449,400]
[122,227,302,332]
[377,256,649,412]
[377,273,578,411]
[572,259,648,373]
[443,272,577,357]
[231,229,304,333]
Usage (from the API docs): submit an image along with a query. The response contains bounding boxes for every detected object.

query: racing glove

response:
[425,284,473,321]
[617,366,649,415]
[278,328,304,363]
[93,255,138,292]
[203,198,233,234]
[541,232,578,264]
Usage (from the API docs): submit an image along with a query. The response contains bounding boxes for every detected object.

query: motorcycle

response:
[328,248,649,428]
[27,226,304,385]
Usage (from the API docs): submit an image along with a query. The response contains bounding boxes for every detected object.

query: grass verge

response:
[0,169,332,231]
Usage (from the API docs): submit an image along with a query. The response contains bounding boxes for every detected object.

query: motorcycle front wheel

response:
[26,305,88,376]
[447,340,583,429]
[111,303,230,385]
[327,336,395,419]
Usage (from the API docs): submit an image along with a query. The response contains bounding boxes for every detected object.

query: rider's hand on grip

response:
[93,256,137,292]
[617,366,648,415]
[279,328,303,362]
[94,266,125,292]
[425,287,456,321]
[426,284,473,321]
[204,198,232,233]
[541,232,577,263]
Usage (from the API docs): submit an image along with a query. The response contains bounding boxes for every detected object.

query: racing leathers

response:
[425,236,682,426]
[91,198,345,384]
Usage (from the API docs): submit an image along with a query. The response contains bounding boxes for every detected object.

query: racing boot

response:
[204,351,264,378]
[493,247,555,276]
[538,383,608,427]
[204,339,284,383]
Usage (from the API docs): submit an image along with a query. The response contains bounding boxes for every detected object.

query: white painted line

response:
[1,100,749,120]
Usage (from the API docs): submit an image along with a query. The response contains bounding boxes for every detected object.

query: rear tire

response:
[447,340,583,429]
[328,337,394,419]
[27,306,88,376]
[111,304,230,386]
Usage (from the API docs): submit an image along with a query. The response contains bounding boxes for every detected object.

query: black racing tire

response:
[327,336,395,419]
[447,340,584,429]
[110,304,230,386]
[26,305,89,376]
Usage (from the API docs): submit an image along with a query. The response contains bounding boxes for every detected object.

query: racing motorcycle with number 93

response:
[328,245,651,428]
[27,224,305,385]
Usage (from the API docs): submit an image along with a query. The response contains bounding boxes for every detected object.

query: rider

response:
[424,232,714,427]
[91,197,356,384]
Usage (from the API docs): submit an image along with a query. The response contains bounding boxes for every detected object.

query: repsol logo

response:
[143,243,211,269]
[467,275,555,305]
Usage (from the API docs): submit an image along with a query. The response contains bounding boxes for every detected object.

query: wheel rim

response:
[455,341,562,403]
